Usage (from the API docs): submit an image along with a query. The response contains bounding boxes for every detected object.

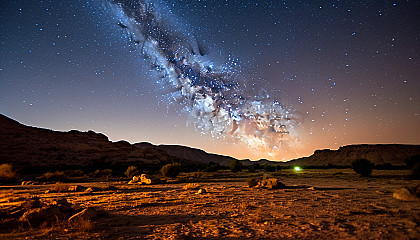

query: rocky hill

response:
[0,114,235,173]
[284,144,420,166]
[134,142,236,166]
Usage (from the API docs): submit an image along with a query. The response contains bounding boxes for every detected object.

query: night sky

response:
[1,0,419,161]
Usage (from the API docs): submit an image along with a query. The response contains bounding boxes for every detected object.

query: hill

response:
[0,114,236,173]
[284,144,420,167]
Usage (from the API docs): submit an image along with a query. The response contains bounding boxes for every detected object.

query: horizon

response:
[1,0,419,161]
[2,112,419,163]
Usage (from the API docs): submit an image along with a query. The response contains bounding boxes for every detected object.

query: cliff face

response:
[286,144,420,166]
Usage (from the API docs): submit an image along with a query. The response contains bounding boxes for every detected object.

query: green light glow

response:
[294,166,302,172]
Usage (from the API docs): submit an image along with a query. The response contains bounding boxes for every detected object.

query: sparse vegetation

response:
[125,166,140,178]
[409,162,420,179]
[0,163,16,181]
[93,169,113,179]
[247,177,261,187]
[247,176,286,189]
[205,162,220,172]
[405,155,420,169]
[38,171,68,182]
[351,158,374,177]
[161,163,181,178]
[264,164,276,172]
[229,159,242,173]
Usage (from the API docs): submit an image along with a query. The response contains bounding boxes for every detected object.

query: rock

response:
[21,196,43,210]
[19,205,71,227]
[393,188,420,201]
[257,178,286,189]
[140,174,152,184]
[21,181,34,185]
[129,174,152,184]
[52,198,73,212]
[67,185,86,192]
[196,188,207,194]
[68,207,98,223]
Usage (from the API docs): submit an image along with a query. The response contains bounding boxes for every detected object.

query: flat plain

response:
[1,169,419,239]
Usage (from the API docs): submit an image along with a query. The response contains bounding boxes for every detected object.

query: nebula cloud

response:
[107,0,302,157]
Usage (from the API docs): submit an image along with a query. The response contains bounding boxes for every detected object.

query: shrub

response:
[125,166,140,178]
[205,162,220,172]
[161,163,181,178]
[406,155,420,169]
[247,177,261,187]
[264,164,276,172]
[247,177,286,189]
[258,178,286,189]
[409,162,420,180]
[351,158,374,177]
[0,163,16,181]
[40,171,68,182]
[93,169,113,179]
[230,159,242,173]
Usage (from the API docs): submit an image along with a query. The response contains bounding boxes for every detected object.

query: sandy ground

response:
[1,169,419,239]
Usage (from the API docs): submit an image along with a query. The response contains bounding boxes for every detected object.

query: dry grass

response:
[183,183,201,190]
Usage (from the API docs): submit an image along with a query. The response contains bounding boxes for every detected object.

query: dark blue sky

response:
[1,0,419,160]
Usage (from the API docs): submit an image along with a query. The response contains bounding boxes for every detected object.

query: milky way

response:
[108,0,302,157]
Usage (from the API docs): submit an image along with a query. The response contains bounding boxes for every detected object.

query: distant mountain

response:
[283,144,420,166]
[0,114,235,173]
[134,142,236,166]
[1,114,419,174]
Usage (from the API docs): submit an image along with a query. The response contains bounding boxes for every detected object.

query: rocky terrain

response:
[1,169,419,239]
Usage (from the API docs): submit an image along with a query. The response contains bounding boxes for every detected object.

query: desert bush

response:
[264,164,276,172]
[251,163,262,169]
[205,162,220,172]
[40,171,68,182]
[248,166,256,173]
[161,163,181,178]
[230,159,242,173]
[351,158,374,177]
[93,169,113,179]
[247,177,286,189]
[247,177,261,187]
[0,163,16,181]
[125,166,140,178]
[258,178,286,189]
[409,162,420,180]
[406,155,420,169]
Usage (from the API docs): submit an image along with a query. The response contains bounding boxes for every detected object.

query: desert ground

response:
[1,169,419,239]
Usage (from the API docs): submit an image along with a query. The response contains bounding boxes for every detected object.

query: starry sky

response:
[1,0,419,161]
